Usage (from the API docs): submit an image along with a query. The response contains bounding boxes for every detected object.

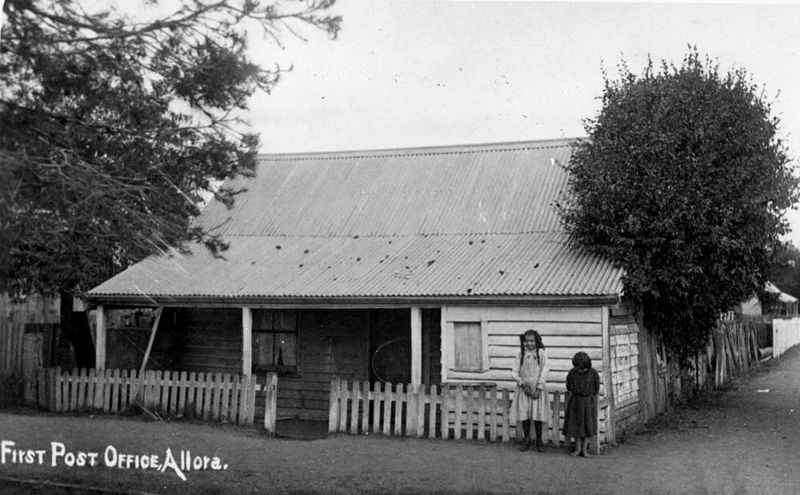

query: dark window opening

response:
[252,309,298,373]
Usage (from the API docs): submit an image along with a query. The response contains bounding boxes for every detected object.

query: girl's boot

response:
[581,437,592,457]
[533,421,545,452]
[569,438,580,457]
[518,420,531,451]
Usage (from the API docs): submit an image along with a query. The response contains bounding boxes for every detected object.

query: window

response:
[452,321,484,372]
[252,309,298,373]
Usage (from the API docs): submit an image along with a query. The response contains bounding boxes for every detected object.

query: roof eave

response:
[86,293,621,309]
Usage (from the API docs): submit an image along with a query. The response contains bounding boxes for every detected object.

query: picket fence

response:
[772,317,800,359]
[329,380,606,451]
[35,368,278,432]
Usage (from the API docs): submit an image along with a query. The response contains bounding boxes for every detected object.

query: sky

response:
[243,0,800,245]
[9,1,800,243]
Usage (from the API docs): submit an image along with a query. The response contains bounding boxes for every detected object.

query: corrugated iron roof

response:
[197,139,573,237]
[90,233,622,300]
[89,139,624,302]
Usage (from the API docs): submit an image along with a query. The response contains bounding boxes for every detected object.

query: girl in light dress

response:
[510,329,550,452]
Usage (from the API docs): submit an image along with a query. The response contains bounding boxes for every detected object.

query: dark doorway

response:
[369,309,411,384]
[367,308,442,386]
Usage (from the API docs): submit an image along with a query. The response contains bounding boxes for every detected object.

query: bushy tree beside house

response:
[0,0,340,366]
[561,50,798,360]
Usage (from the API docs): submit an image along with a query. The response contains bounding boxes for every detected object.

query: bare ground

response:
[1,346,799,495]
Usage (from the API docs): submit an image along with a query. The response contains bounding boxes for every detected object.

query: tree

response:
[561,50,798,360]
[0,0,340,366]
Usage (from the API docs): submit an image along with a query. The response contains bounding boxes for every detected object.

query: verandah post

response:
[410,307,422,386]
[95,306,106,371]
[242,307,253,376]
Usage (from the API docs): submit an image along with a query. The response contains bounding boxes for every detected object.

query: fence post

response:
[22,332,43,405]
[382,382,392,436]
[248,376,259,425]
[237,374,249,425]
[428,384,438,439]
[328,378,340,433]
[350,381,361,434]
[371,382,382,435]
[407,384,418,438]
[552,391,562,450]
[393,383,404,437]
[361,380,370,435]
[489,387,498,442]
[594,394,601,454]
[416,384,427,438]
[501,389,510,442]
[464,386,474,440]
[339,379,350,433]
[77,368,87,410]
[476,386,486,441]
[453,385,463,440]
[440,385,450,440]
[263,372,278,434]
[51,367,59,411]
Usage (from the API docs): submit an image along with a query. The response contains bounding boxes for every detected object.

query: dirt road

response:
[1,347,799,494]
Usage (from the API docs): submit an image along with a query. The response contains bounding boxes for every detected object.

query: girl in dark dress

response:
[563,351,600,457]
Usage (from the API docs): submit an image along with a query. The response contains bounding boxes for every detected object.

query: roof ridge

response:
[257,137,582,162]
[215,231,566,239]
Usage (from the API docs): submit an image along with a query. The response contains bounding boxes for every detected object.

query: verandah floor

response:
[275,418,328,440]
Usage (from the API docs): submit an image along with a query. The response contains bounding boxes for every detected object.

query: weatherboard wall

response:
[441,305,607,394]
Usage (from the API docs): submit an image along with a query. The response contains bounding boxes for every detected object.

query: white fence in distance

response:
[772,317,800,359]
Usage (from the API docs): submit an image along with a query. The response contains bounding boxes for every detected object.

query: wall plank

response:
[487,321,602,336]
[488,345,602,360]
[490,335,602,348]
[446,306,602,323]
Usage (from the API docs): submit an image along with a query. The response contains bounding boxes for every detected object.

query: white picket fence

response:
[329,380,608,451]
[35,368,278,433]
[772,317,800,358]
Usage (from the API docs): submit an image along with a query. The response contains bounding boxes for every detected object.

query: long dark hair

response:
[572,351,592,370]
[519,329,544,366]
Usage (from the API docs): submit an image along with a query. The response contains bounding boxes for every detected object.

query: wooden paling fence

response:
[1,293,59,373]
[708,319,761,388]
[35,368,278,433]
[329,380,606,451]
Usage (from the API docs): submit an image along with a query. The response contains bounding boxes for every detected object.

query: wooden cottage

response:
[87,139,658,441]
